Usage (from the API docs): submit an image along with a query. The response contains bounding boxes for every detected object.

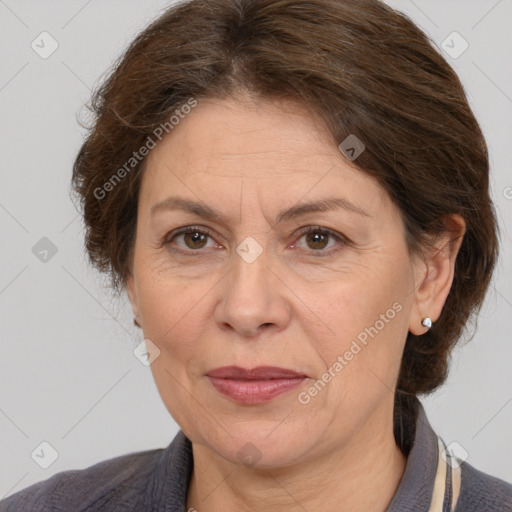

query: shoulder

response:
[456,460,512,511]
[0,447,164,512]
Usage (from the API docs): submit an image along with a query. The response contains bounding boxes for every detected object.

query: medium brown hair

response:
[71,0,498,427]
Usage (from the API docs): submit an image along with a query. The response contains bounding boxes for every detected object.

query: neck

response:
[186,400,407,512]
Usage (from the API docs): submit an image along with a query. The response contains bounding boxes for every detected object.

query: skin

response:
[127,94,465,512]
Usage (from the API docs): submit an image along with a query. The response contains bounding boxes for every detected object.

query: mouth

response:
[206,366,308,405]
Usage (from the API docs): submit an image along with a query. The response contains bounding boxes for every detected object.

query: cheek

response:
[307,253,412,385]
[136,273,213,431]
[135,261,224,383]
[315,256,410,335]
[135,244,193,312]
[140,279,204,351]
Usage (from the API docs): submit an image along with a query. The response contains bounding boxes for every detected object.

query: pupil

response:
[186,232,206,248]
[307,232,327,249]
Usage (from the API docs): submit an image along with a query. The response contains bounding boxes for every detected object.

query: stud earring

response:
[421,317,432,329]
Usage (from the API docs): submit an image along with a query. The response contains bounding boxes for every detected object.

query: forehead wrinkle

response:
[150,195,371,232]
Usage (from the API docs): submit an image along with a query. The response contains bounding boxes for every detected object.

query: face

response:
[127,95,427,468]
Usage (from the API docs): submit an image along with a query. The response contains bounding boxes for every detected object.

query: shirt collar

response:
[386,397,441,511]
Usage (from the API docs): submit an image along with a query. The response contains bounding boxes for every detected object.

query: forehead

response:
[151,96,336,167]
[140,96,388,216]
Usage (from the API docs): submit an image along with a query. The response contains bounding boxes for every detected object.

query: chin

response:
[207,426,317,469]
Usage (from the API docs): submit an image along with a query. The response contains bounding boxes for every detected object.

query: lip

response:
[207,366,308,405]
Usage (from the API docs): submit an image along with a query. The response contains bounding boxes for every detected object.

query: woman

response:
[1,0,510,510]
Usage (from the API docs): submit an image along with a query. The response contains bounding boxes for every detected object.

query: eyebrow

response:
[150,196,370,224]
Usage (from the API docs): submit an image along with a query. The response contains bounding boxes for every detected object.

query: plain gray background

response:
[1,0,511,499]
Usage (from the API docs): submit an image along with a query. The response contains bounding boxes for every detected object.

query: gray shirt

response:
[1,398,511,511]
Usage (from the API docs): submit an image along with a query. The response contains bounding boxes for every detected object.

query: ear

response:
[126,273,140,321]
[409,214,466,335]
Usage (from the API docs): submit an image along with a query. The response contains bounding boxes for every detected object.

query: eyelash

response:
[162,225,348,258]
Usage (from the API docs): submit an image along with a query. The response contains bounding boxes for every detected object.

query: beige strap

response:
[428,437,461,512]
[428,437,447,512]
[451,457,462,511]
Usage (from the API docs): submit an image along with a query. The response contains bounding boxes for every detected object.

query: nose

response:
[214,242,292,338]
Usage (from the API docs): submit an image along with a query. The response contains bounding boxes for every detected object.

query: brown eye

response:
[182,231,208,249]
[164,226,216,253]
[295,226,348,257]
[305,231,330,250]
